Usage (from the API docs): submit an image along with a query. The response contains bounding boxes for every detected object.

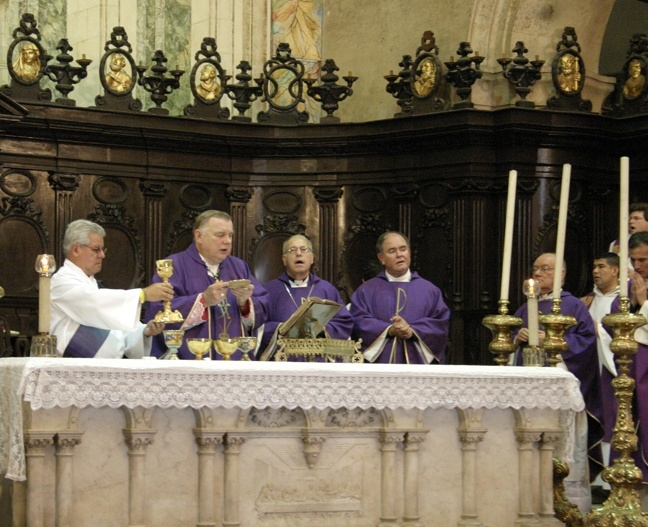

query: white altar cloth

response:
[0,357,584,482]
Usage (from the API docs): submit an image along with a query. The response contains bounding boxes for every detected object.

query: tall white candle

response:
[620,157,629,298]
[527,279,539,347]
[37,255,52,334]
[553,164,571,299]
[500,170,517,301]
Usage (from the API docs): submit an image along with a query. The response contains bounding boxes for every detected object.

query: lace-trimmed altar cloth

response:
[0,357,585,481]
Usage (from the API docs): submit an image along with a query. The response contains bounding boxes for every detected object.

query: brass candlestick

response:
[482,299,523,366]
[538,298,575,367]
[153,259,184,324]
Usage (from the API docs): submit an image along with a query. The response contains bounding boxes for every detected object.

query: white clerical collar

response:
[593,284,620,297]
[289,276,309,288]
[199,255,220,278]
[539,292,554,301]
[385,269,411,282]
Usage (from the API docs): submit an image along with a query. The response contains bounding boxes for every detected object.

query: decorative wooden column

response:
[515,429,542,525]
[391,183,418,240]
[378,430,404,526]
[140,181,167,272]
[457,408,486,527]
[313,187,343,284]
[223,433,246,527]
[24,431,54,527]
[539,431,563,524]
[48,173,80,264]
[193,428,224,527]
[226,186,254,259]
[54,430,84,527]
[402,430,427,527]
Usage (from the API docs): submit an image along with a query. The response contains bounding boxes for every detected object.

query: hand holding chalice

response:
[153,259,184,324]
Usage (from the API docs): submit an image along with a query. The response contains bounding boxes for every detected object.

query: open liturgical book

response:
[278,297,342,338]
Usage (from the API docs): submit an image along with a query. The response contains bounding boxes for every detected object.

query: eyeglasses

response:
[531,265,554,274]
[82,245,108,255]
[285,246,312,254]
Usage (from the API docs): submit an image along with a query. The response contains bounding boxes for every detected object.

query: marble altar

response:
[0,358,585,527]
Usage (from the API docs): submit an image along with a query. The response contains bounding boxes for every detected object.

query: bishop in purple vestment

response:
[514,253,604,481]
[145,211,269,360]
[259,234,353,360]
[350,232,450,364]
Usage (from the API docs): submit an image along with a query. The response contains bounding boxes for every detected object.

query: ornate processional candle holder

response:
[538,298,575,367]
[44,38,92,106]
[481,299,523,366]
[31,254,58,357]
[136,50,185,115]
[153,259,184,324]
[303,58,357,124]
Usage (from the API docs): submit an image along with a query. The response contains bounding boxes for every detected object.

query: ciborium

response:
[234,336,257,361]
[214,337,238,361]
[153,259,184,324]
[162,329,184,360]
[187,337,212,361]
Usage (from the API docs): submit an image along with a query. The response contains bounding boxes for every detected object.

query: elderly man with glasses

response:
[513,252,604,485]
[50,219,173,358]
[259,234,352,360]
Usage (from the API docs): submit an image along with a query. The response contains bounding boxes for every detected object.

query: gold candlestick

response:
[538,298,575,367]
[153,259,184,324]
[482,299,523,366]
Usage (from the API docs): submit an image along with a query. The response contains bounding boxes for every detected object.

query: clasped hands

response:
[203,281,254,308]
[388,315,413,339]
[513,328,546,346]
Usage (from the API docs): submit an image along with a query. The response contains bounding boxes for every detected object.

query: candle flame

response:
[40,255,49,274]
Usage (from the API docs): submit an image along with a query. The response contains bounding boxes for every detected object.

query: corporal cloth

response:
[515,291,605,480]
[50,259,150,358]
[259,272,353,360]
[145,243,269,360]
[350,271,450,364]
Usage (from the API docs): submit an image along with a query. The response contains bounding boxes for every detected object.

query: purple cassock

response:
[259,272,354,360]
[145,243,269,360]
[601,295,648,483]
[514,291,605,480]
[349,271,450,364]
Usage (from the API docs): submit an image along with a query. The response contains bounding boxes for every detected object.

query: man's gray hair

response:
[63,220,106,254]
[282,234,313,254]
[193,210,232,232]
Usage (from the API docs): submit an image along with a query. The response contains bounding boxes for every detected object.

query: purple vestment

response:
[514,291,605,480]
[349,271,450,364]
[145,243,269,360]
[259,272,353,360]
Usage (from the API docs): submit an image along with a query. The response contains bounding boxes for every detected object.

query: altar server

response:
[146,210,269,360]
[259,234,353,360]
[50,220,172,358]
[350,231,450,364]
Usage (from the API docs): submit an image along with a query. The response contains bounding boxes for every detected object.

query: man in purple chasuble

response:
[349,232,450,364]
[146,210,269,360]
[259,234,353,360]
[514,253,605,481]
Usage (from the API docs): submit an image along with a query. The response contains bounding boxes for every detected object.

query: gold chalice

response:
[187,338,212,361]
[214,338,238,360]
[153,259,184,324]
[162,329,184,360]
[234,336,257,361]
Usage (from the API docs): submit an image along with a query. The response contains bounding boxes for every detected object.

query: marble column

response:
[24,431,54,527]
[539,431,563,524]
[193,428,224,527]
[226,186,254,259]
[54,431,84,527]
[457,408,486,527]
[313,187,343,284]
[402,431,427,527]
[123,429,156,527]
[515,429,542,526]
[378,430,404,526]
[223,433,246,527]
